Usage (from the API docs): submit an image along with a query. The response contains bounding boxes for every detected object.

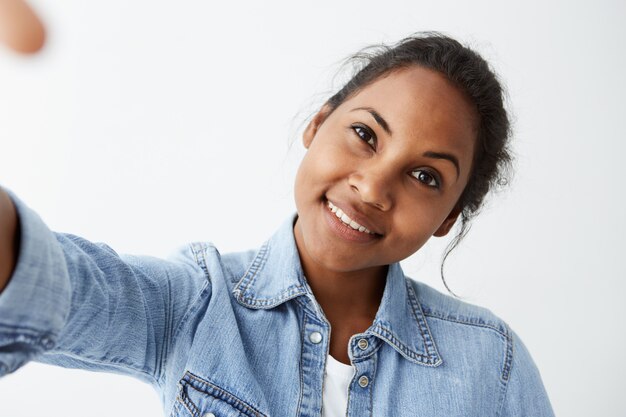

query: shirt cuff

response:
[0,190,70,376]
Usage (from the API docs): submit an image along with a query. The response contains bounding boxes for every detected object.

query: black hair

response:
[323,32,513,294]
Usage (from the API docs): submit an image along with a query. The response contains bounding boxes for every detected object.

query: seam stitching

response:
[496,330,515,417]
[373,324,433,363]
[240,244,269,295]
[406,282,440,362]
[183,371,267,417]
[422,311,509,339]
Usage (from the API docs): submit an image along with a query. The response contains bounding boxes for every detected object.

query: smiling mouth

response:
[326,200,380,236]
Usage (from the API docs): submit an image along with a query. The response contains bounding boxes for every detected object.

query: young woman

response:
[0,33,554,416]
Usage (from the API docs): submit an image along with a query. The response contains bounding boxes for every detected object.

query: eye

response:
[411,169,441,189]
[351,124,376,149]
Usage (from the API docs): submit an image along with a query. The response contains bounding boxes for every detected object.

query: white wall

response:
[1,0,624,416]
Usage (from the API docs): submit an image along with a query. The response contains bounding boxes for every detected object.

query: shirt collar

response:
[232,213,442,367]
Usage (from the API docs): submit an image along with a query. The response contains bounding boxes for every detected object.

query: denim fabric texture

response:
[0,192,554,416]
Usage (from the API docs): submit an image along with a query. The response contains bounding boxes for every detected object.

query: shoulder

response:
[406,278,554,415]
[407,277,510,340]
[182,242,259,290]
[406,277,514,381]
[215,247,258,284]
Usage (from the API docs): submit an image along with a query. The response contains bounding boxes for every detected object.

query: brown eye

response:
[412,169,441,189]
[352,125,376,148]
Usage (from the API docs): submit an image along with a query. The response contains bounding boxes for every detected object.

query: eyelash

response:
[350,124,442,189]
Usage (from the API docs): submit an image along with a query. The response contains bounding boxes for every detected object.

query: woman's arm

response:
[0,189,212,386]
[0,187,19,294]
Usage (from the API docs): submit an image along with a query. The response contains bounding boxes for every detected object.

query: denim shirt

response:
[0,192,554,417]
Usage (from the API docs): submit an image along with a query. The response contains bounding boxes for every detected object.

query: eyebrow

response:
[351,107,393,136]
[423,151,460,179]
[351,106,460,179]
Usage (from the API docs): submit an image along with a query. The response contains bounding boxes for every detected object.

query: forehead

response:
[340,66,478,168]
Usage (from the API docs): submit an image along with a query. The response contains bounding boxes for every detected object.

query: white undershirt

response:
[322,354,355,417]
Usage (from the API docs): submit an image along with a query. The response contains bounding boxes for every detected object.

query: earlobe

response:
[302,103,332,149]
[433,206,462,237]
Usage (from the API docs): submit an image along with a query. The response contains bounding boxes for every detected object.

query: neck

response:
[301,259,388,332]
[292,215,388,363]
[292,214,388,327]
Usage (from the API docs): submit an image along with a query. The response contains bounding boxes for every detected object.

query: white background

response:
[0,0,624,416]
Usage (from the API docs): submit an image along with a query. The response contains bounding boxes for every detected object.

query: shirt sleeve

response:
[499,329,555,417]
[0,191,212,386]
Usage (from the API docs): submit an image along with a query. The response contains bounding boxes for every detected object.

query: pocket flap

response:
[175,370,268,417]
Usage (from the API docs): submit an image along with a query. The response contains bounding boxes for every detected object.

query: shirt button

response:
[203,413,216,417]
[358,375,369,388]
[357,338,368,350]
[309,331,323,344]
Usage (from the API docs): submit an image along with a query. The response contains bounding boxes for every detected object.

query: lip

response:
[322,197,383,243]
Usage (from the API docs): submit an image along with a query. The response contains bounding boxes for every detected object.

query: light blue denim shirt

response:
[0,192,554,416]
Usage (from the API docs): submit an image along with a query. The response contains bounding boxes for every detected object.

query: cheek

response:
[293,159,312,207]
[300,141,352,185]
[391,200,453,245]
[393,219,433,251]
[293,152,334,208]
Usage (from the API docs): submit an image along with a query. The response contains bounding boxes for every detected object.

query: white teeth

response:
[326,200,375,235]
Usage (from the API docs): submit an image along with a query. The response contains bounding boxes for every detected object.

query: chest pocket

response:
[172,371,268,417]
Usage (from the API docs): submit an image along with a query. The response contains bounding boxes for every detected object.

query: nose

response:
[348,164,394,211]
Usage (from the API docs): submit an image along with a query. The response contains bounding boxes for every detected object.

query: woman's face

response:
[293,65,478,274]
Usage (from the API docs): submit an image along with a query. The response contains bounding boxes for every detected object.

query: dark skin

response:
[0,188,19,294]
[304,259,387,365]
[292,66,478,364]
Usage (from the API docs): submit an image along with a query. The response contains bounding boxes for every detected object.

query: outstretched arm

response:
[0,190,212,387]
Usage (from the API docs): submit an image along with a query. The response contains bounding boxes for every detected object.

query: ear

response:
[433,205,462,237]
[303,103,332,149]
